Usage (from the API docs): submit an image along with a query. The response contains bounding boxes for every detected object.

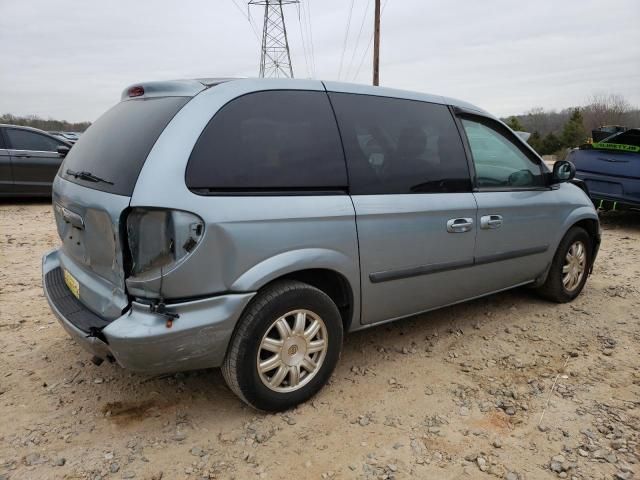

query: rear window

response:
[185,90,347,193]
[60,97,189,196]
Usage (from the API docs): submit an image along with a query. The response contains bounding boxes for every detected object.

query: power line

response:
[338,0,355,80]
[344,0,371,81]
[302,1,315,77]
[303,0,316,76]
[229,0,261,41]
[351,29,372,81]
[296,3,312,77]
[246,7,263,40]
[307,0,316,76]
[299,2,312,77]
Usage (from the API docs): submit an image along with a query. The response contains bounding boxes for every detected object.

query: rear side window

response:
[6,128,64,152]
[61,97,189,196]
[329,93,471,194]
[0,130,5,149]
[186,90,347,193]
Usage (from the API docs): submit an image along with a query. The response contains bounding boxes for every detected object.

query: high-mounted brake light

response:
[128,86,145,98]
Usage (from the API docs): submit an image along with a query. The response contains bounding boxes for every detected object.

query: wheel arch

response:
[557,208,600,253]
[277,269,354,333]
[570,217,601,273]
[230,249,359,332]
[536,211,601,287]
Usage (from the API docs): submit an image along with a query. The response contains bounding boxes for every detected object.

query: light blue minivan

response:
[43,78,600,411]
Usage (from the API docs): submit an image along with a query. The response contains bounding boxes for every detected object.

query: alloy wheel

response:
[257,309,329,393]
[562,240,586,292]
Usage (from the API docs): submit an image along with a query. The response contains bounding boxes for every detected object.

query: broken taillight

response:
[125,208,204,280]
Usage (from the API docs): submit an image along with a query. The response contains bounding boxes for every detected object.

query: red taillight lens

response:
[128,86,145,97]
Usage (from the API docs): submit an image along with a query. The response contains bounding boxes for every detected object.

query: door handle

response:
[447,217,474,233]
[480,214,503,229]
[14,153,31,158]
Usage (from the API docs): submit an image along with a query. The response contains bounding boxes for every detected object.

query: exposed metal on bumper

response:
[42,249,255,374]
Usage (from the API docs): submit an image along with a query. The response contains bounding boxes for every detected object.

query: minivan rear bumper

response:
[43,249,255,374]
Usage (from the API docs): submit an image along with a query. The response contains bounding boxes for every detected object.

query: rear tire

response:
[537,227,591,303]
[222,280,343,411]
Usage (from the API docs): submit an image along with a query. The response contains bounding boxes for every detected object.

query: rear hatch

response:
[568,129,640,201]
[53,89,194,319]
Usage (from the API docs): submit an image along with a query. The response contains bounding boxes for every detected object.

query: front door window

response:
[461,119,544,189]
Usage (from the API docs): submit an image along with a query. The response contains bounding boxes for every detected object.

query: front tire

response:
[222,280,343,411]
[537,226,592,303]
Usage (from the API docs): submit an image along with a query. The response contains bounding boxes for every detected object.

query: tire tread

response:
[538,226,591,303]
[222,280,335,409]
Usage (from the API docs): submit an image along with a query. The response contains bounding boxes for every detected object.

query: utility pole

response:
[372,0,381,86]
[249,0,298,78]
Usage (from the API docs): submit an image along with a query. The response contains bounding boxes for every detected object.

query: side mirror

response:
[552,160,576,184]
[57,145,70,157]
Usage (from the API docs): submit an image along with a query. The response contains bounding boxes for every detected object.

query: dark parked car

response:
[567,128,640,209]
[0,124,71,196]
[49,131,81,144]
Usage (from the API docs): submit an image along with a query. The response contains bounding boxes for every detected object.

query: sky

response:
[0,0,638,123]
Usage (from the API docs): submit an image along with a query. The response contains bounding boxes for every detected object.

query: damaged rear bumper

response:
[42,249,255,374]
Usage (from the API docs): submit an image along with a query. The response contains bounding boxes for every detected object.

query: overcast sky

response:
[1,0,638,122]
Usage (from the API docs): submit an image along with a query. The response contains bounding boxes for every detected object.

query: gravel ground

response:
[0,201,638,480]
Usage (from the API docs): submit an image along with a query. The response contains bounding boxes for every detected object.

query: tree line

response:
[503,93,639,157]
[0,113,91,133]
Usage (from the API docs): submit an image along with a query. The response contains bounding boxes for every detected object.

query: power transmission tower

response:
[249,0,298,78]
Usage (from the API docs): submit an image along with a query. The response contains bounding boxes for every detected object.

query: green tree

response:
[505,116,524,131]
[540,132,562,155]
[527,131,543,153]
[561,109,586,148]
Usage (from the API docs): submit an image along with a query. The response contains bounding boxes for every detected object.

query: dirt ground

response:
[0,201,638,480]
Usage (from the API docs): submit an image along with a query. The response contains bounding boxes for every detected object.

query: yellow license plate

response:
[63,269,80,299]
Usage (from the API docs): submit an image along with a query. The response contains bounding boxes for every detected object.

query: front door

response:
[5,127,67,195]
[328,91,478,325]
[459,115,561,292]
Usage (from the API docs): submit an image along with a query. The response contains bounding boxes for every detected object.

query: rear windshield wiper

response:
[66,169,114,185]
